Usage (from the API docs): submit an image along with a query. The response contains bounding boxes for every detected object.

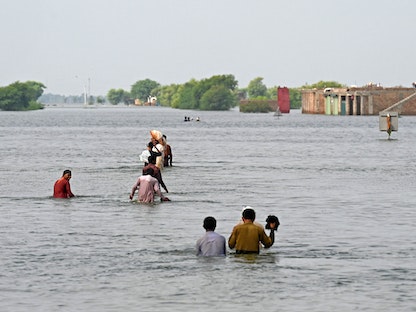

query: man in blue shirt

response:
[196,216,226,257]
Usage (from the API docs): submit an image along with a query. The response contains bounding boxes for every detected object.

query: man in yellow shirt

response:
[228,207,277,254]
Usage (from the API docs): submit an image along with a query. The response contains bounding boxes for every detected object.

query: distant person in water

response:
[130,167,168,203]
[53,169,75,198]
[196,216,226,257]
[163,134,172,167]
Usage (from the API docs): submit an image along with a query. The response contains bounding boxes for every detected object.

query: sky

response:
[1,0,415,96]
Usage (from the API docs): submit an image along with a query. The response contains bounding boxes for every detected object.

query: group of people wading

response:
[131,131,173,203]
[53,130,173,203]
[52,131,281,256]
[196,207,280,256]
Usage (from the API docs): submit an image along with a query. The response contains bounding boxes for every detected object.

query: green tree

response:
[266,86,278,100]
[200,85,237,110]
[175,75,238,110]
[130,79,160,103]
[302,80,345,89]
[247,77,267,98]
[156,84,180,107]
[235,88,248,101]
[171,84,184,108]
[0,81,45,111]
[107,88,128,105]
[25,81,46,100]
[176,79,198,109]
[96,96,105,104]
[193,74,238,106]
[289,88,302,109]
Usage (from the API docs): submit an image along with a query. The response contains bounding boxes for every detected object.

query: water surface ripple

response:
[0,107,415,312]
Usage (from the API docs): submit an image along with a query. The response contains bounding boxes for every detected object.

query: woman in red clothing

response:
[53,169,75,198]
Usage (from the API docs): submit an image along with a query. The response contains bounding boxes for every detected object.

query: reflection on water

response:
[0,106,415,312]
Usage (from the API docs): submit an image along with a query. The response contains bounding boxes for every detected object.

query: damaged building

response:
[302,85,416,115]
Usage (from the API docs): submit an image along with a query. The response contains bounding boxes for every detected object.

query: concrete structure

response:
[302,86,416,115]
[278,87,290,113]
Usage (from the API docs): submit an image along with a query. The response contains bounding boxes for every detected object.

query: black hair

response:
[242,208,255,221]
[203,216,216,231]
[63,169,71,176]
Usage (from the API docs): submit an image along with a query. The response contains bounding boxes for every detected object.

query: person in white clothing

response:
[196,216,226,257]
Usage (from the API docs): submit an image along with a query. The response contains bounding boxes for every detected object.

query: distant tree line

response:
[0,77,346,111]
[107,75,240,111]
[105,76,345,111]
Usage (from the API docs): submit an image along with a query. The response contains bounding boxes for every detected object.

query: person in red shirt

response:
[53,169,75,198]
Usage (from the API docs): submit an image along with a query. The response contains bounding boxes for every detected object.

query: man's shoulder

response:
[235,222,263,231]
[149,175,158,182]
[140,175,155,181]
[206,231,226,242]
[212,231,225,239]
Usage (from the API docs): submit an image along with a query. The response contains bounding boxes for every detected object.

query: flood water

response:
[0,106,415,312]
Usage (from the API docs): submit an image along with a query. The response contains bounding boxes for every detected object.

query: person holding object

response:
[196,216,226,257]
[139,142,161,166]
[129,168,169,203]
[53,169,75,198]
[151,138,164,169]
[228,207,277,254]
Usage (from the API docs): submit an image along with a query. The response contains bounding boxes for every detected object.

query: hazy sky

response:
[1,0,415,95]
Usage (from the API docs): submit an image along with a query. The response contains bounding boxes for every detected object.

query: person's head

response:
[147,141,154,149]
[148,154,157,164]
[242,208,255,221]
[203,216,216,231]
[144,167,154,176]
[62,169,72,179]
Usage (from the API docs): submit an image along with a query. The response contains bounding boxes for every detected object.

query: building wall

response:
[278,87,290,113]
[302,87,416,115]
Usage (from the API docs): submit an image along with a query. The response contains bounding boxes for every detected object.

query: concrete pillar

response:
[368,96,373,115]
[353,93,357,115]
[338,95,342,114]
[346,95,350,115]
[332,96,339,115]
